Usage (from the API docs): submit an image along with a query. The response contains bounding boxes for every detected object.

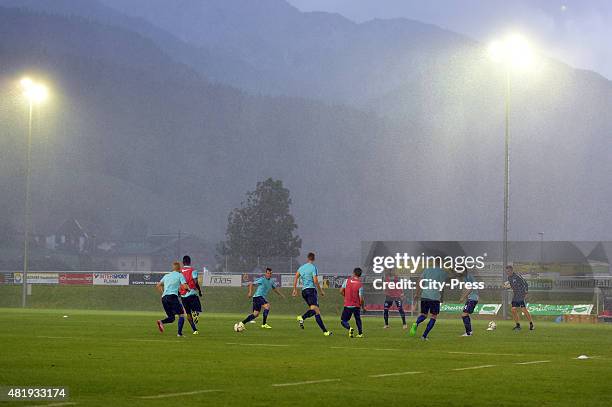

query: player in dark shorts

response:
[506,265,534,331]
[156,262,188,337]
[292,252,332,336]
[459,271,480,336]
[340,268,365,338]
[383,271,407,329]
[410,267,448,340]
[179,255,202,334]
[236,267,284,330]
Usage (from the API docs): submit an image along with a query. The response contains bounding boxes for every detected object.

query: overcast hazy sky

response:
[287,0,612,80]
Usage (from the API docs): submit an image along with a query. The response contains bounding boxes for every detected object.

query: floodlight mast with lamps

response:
[19,77,49,308]
[487,34,534,319]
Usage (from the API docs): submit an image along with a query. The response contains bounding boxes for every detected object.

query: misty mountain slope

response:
[0,7,390,251]
[0,0,267,90]
[98,0,480,104]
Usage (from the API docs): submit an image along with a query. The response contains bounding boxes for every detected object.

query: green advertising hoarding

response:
[439,303,593,316]
[439,303,501,315]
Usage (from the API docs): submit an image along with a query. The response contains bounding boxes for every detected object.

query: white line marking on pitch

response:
[452,365,496,371]
[514,360,550,365]
[127,339,184,343]
[139,389,221,399]
[272,379,340,387]
[36,336,76,339]
[369,371,422,378]
[226,342,289,347]
[448,351,523,357]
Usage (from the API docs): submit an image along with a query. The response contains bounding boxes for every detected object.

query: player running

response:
[179,255,202,335]
[156,262,189,336]
[409,267,448,340]
[292,252,332,336]
[383,270,407,329]
[459,271,479,336]
[340,267,365,338]
[236,267,285,330]
[506,265,534,331]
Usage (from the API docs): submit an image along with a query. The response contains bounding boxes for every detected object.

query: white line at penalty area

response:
[369,371,422,378]
[452,365,496,371]
[514,360,551,365]
[272,379,341,387]
[138,389,222,399]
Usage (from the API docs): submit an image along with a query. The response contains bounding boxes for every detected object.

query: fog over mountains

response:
[0,0,610,268]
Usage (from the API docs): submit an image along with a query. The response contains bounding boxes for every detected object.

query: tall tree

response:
[217,178,301,273]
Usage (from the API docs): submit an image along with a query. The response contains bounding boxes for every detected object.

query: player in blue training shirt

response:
[156,262,189,337]
[410,267,449,340]
[236,267,285,331]
[292,252,332,336]
[459,271,479,336]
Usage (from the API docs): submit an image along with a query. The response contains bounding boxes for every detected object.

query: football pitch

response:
[1,309,611,407]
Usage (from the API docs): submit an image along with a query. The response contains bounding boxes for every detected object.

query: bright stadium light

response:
[488,33,534,70]
[21,78,49,104]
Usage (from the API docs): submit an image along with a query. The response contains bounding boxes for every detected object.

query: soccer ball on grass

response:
[487,321,497,331]
[233,322,245,332]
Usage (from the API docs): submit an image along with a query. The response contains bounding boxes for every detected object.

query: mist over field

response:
[0,0,610,271]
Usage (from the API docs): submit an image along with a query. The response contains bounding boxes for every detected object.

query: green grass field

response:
[1,307,611,407]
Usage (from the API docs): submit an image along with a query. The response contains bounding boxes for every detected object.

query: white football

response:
[503,281,511,289]
[234,323,245,332]
[487,321,497,331]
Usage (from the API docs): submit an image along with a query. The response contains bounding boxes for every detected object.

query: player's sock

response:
[383,309,389,325]
[462,315,472,334]
[355,314,363,335]
[416,314,426,325]
[398,308,406,325]
[315,314,328,332]
[341,320,350,330]
[188,318,197,332]
[178,316,185,335]
[302,309,316,319]
[422,318,436,338]
[161,316,175,324]
[242,314,256,324]
[263,309,269,325]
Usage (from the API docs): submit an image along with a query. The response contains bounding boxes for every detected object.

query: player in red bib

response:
[340,268,364,338]
[383,271,407,329]
[179,255,203,334]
